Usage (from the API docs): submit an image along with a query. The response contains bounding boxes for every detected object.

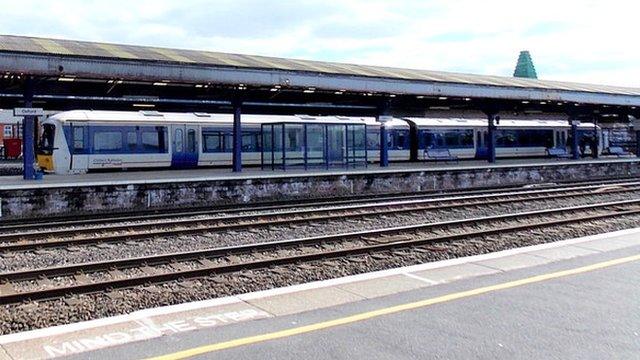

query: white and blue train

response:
[36,110,601,174]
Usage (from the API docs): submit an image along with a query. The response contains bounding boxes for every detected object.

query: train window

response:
[495,130,517,147]
[224,134,233,152]
[141,131,163,152]
[127,131,137,151]
[73,127,84,151]
[285,126,302,152]
[242,132,261,152]
[366,130,380,150]
[203,132,224,152]
[93,131,123,153]
[396,132,406,150]
[187,129,196,153]
[174,129,184,152]
[307,125,324,154]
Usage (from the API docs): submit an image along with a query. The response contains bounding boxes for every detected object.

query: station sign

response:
[14,107,44,116]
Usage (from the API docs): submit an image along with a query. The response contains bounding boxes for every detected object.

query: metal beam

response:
[2,53,640,107]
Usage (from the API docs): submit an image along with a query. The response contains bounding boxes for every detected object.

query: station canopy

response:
[1,34,639,117]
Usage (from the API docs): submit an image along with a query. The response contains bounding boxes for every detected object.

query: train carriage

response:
[37,110,603,174]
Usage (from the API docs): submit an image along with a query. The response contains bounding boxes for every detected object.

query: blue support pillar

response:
[487,113,497,163]
[570,119,579,159]
[636,130,640,158]
[232,99,242,172]
[22,78,36,180]
[380,124,389,167]
[378,100,391,168]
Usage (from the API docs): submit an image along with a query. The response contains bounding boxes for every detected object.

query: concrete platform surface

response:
[0,157,635,190]
[2,227,640,359]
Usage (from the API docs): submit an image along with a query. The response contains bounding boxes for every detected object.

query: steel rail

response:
[0,183,638,252]
[1,198,639,304]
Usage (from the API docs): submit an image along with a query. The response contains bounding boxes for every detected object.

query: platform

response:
[1,157,639,221]
[2,228,639,359]
[0,157,636,190]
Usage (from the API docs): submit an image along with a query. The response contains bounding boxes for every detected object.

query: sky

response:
[0,0,638,87]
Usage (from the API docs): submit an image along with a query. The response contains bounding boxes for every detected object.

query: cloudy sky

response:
[1,0,638,87]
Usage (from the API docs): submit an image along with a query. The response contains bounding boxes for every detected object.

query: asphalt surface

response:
[72,244,640,360]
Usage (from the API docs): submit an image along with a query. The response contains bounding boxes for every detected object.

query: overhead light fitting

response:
[521,100,529,104]
[389,94,396,98]
[438,96,448,100]
[334,91,344,95]
[153,82,168,86]
[58,77,75,82]
[132,103,155,108]
[195,84,204,88]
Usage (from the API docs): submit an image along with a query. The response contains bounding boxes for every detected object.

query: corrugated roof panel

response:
[30,38,74,55]
[94,43,139,59]
[1,35,640,98]
[148,47,195,63]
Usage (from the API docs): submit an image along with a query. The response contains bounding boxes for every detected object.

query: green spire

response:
[513,50,538,79]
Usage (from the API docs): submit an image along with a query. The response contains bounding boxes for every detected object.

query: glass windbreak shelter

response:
[261,122,367,170]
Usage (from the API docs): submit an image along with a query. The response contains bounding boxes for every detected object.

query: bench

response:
[546,147,571,159]
[608,146,630,157]
[424,148,458,163]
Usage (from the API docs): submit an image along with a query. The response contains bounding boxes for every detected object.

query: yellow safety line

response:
[147,253,640,360]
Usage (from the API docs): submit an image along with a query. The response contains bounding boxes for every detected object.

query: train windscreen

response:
[38,124,56,155]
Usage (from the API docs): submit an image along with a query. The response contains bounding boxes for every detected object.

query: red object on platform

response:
[3,139,22,159]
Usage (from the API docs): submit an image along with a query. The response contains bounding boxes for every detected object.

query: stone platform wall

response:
[1,161,638,220]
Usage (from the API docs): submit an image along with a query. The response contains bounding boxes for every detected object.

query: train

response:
[36,110,602,174]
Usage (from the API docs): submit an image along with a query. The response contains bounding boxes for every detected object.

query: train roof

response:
[46,110,373,125]
[403,117,598,129]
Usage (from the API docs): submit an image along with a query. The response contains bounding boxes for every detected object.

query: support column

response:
[380,124,389,167]
[232,99,242,172]
[487,113,498,163]
[22,78,36,180]
[570,118,579,159]
[592,118,599,159]
[636,130,640,158]
[378,100,391,168]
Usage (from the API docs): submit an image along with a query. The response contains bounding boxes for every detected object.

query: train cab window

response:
[3,126,11,138]
[174,128,184,152]
[187,129,196,153]
[127,131,137,151]
[73,126,85,152]
[39,124,56,153]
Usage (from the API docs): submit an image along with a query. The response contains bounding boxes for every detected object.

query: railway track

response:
[1,180,639,252]
[2,176,640,232]
[1,198,639,305]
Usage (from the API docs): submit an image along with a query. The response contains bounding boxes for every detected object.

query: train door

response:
[475,129,488,159]
[327,125,344,165]
[171,125,199,168]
